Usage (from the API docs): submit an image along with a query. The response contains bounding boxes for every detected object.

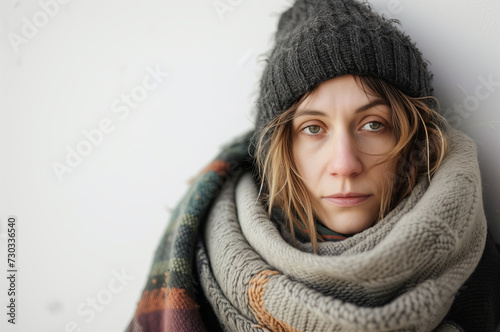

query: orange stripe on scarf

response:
[248,270,299,332]
[188,160,230,184]
[134,287,200,316]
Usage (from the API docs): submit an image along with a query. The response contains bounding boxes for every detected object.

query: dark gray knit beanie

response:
[254,0,434,133]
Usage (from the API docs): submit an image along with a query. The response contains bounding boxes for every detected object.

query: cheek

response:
[293,142,320,180]
[368,160,396,193]
[292,148,304,178]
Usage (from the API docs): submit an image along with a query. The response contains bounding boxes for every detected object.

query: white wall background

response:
[0,0,498,331]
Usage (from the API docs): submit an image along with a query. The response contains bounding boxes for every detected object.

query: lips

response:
[323,193,372,207]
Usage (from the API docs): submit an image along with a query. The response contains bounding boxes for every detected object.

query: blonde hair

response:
[252,75,450,252]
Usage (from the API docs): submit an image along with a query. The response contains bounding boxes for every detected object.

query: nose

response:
[327,132,363,177]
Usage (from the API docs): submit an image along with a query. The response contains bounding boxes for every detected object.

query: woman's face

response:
[292,75,396,235]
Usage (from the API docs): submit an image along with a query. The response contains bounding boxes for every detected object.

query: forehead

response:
[295,75,386,117]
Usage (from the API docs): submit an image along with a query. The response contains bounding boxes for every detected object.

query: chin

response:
[320,204,378,232]
[322,215,374,235]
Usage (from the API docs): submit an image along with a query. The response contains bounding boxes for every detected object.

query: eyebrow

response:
[295,99,387,118]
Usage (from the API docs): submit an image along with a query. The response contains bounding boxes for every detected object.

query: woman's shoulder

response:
[444,230,500,331]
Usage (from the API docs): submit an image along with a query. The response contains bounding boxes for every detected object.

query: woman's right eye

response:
[303,125,322,135]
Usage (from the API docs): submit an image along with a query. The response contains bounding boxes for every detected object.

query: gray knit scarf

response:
[196,128,487,332]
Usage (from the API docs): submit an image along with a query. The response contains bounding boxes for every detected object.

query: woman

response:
[126,0,499,331]
[253,74,449,252]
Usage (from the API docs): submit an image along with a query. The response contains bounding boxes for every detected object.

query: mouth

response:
[322,193,372,207]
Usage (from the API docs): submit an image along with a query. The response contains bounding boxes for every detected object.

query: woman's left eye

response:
[361,121,384,131]
[303,125,323,135]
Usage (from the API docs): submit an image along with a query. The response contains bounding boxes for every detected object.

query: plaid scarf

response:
[125,131,254,332]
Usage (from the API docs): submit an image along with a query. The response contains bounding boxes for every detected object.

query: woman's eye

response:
[361,121,384,131]
[303,125,322,135]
